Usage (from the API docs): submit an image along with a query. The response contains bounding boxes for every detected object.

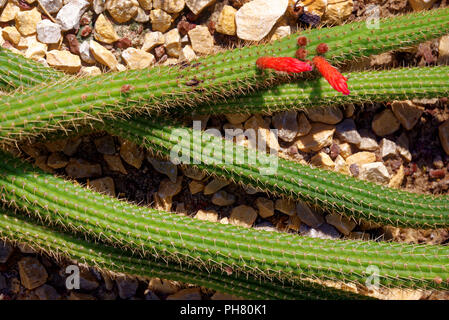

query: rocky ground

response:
[1,0,449,300]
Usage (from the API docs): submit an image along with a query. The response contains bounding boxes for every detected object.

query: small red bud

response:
[316,43,329,54]
[295,48,308,60]
[297,36,308,47]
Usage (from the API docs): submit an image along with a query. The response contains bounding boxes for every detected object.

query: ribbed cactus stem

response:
[0,150,448,291]
[1,7,449,144]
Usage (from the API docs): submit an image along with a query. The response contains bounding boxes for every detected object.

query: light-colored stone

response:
[408,0,436,11]
[297,113,312,137]
[185,0,216,15]
[36,20,61,44]
[104,154,128,174]
[296,123,335,152]
[88,177,116,196]
[334,155,350,175]
[195,209,218,222]
[325,212,356,236]
[272,111,298,142]
[150,8,173,32]
[188,25,214,54]
[235,0,288,41]
[141,31,165,52]
[370,52,395,68]
[203,178,229,195]
[255,197,274,218]
[167,288,201,300]
[338,142,352,159]
[244,115,280,152]
[391,100,424,130]
[46,50,81,74]
[346,152,376,167]
[153,0,184,13]
[135,7,150,22]
[322,0,354,25]
[211,190,236,206]
[311,152,335,169]
[275,198,296,216]
[182,166,206,180]
[335,118,361,145]
[271,25,290,41]
[15,8,41,36]
[93,0,105,13]
[230,205,258,228]
[397,133,412,162]
[438,35,449,64]
[380,138,397,159]
[225,113,250,125]
[188,180,204,194]
[138,0,152,10]
[300,223,341,240]
[358,130,379,151]
[79,66,102,76]
[388,165,405,189]
[120,139,144,169]
[18,257,48,290]
[0,1,19,23]
[359,162,391,184]
[179,44,197,61]
[39,0,63,14]
[296,201,324,228]
[94,14,120,44]
[307,106,343,125]
[56,0,90,31]
[89,40,119,70]
[2,26,20,45]
[164,28,181,57]
[106,0,139,23]
[122,47,155,69]
[439,119,449,156]
[65,158,102,178]
[300,0,327,17]
[79,41,96,64]
[372,109,400,137]
[216,4,236,36]
[158,176,183,206]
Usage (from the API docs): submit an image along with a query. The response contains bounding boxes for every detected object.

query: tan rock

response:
[195,209,218,222]
[396,133,412,162]
[122,48,155,69]
[244,115,280,152]
[271,25,290,42]
[334,155,350,175]
[325,213,356,235]
[135,7,150,22]
[372,109,400,137]
[138,0,153,10]
[338,142,352,159]
[2,26,21,45]
[150,8,173,32]
[179,45,197,61]
[141,31,165,52]
[288,215,301,232]
[188,180,204,194]
[188,25,214,54]
[216,4,237,36]
[153,0,185,13]
[164,28,181,57]
[0,1,20,23]
[345,152,376,167]
[148,278,179,295]
[391,100,424,130]
[297,113,312,136]
[158,176,183,205]
[65,158,102,178]
[203,178,229,195]
[272,111,298,142]
[225,113,250,125]
[182,166,206,180]
[88,177,116,196]
[275,198,296,216]
[106,0,139,23]
[15,8,41,36]
[230,205,258,228]
[438,35,449,64]
[79,66,102,76]
[306,106,343,125]
[167,288,201,300]
[120,139,144,169]
[46,50,81,74]
[311,152,335,170]
[185,0,216,15]
[47,152,68,169]
[323,0,354,25]
[388,165,405,189]
[359,162,391,184]
[439,119,449,156]
[18,257,48,290]
[255,197,274,218]
[408,0,436,11]
[300,0,327,17]
[296,123,335,152]
[104,154,128,174]
[94,14,120,44]
[211,190,236,206]
[296,201,324,228]
[89,40,119,70]
[147,156,177,182]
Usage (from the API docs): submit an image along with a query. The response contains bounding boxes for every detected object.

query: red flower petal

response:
[312,56,350,95]
[256,57,313,74]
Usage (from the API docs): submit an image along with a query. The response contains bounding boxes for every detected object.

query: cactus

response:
[0,149,448,292]
[1,8,449,144]
[0,209,372,300]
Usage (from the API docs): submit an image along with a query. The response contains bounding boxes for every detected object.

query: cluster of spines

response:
[0,150,448,291]
[1,8,449,143]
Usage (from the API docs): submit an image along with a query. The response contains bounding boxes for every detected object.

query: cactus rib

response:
[1,209,370,300]
[0,150,448,291]
[1,8,449,143]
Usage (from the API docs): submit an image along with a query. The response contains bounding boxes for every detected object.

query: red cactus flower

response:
[312,56,350,95]
[256,57,313,74]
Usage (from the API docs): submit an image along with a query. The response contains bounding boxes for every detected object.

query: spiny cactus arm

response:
[105,117,449,229]
[1,7,449,143]
[0,150,447,291]
[1,210,367,300]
